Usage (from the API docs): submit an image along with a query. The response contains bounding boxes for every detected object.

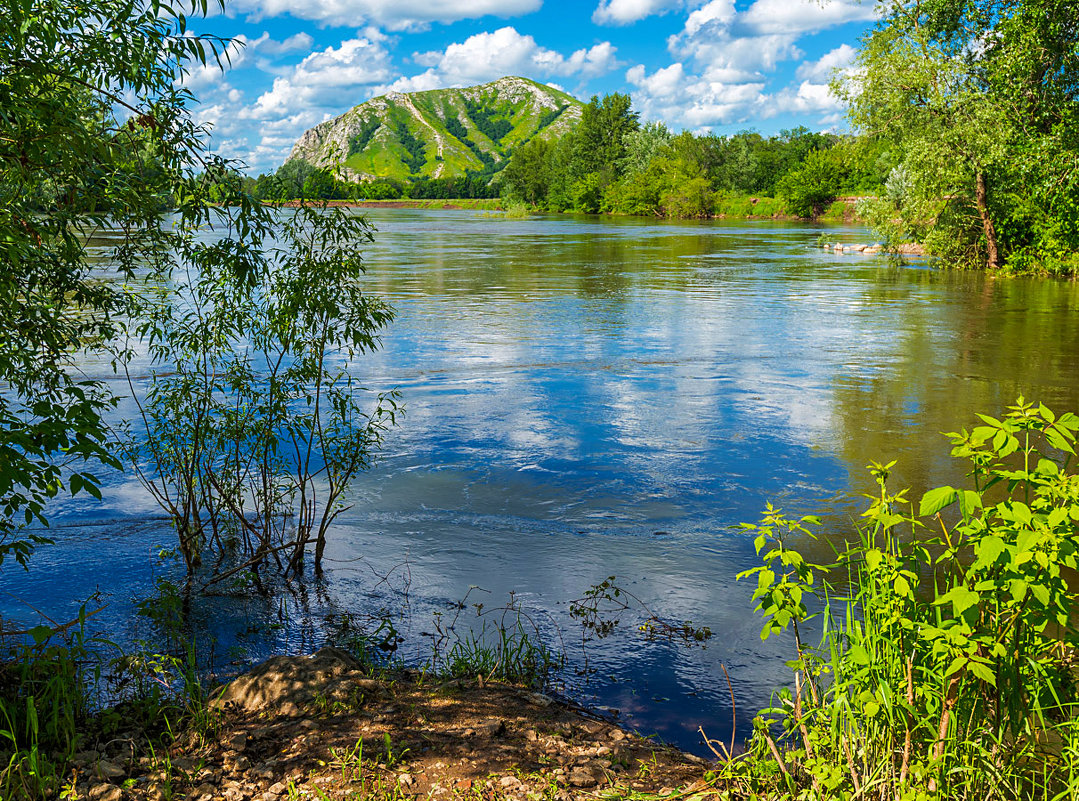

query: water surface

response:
[6,209,1079,754]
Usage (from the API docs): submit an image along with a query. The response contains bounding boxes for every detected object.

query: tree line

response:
[499,93,891,218]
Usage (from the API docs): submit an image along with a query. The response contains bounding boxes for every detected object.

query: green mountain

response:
[284,76,584,182]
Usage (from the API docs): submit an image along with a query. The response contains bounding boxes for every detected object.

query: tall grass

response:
[723,398,1079,800]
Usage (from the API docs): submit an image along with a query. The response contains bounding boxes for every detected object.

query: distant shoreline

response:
[272,198,503,211]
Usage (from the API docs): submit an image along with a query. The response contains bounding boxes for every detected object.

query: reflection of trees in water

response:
[829,268,1079,507]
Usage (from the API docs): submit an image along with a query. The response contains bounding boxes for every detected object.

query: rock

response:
[398,773,414,787]
[191,784,217,801]
[499,776,522,789]
[226,732,248,752]
[609,729,626,742]
[225,754,251,773]
[568,767,598,788]
[212,647,364,714]
[89,785,123,801]
[94,761,126,780]
[578,719,604,736]
[478,720,506,737]
[524,729,537,742]
[266,781,287,797]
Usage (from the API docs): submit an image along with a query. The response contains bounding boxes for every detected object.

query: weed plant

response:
[722,398,1079,800]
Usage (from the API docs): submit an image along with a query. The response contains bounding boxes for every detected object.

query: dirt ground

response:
[68,649,718,801]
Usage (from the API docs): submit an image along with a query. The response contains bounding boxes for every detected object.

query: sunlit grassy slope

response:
[284,76,584,182]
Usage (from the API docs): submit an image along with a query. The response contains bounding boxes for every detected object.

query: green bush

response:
[724,398,1079,800]
[775,148,843,218]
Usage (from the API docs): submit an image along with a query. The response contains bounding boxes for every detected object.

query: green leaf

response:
[936,586,980,616]
[959,490,982,519]
[967,660,997,686]
[920,486,958,517]
[972,535,1005,570]
[864,548,883,571]
[894,574,912,598]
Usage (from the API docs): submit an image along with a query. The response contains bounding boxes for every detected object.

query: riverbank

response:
[65,649,712,801]
[272,195,866,223]
[274,199,504,211]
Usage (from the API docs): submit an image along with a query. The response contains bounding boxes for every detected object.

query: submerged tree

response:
[0,0,397,577]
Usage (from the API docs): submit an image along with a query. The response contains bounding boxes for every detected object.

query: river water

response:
[5,209,1079,754]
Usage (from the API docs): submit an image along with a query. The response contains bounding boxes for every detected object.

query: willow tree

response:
[843,0,1079,273]
[1,0,396,579]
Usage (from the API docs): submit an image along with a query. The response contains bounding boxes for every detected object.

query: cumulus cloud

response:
[627,1,863,130]
[230,0,541,30]
[245,36,395,118]
[381,27,619,93]
[795,43,856,82]
[257,31,315,55]
[592,0,682,26]
[180,36,250,92]
[740,0,876,35]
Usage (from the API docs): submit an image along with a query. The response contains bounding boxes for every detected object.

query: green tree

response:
[573,93,639,182]
[775,148,843,217]
[842,0,1079,273]
[0,0,234,567]
[1,0,396,575]
[500,137,553,206]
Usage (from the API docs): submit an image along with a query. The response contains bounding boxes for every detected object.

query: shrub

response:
[724,398,1079,800]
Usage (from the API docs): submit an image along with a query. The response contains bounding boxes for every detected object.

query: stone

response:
[89,785,123,801]
[94,761,126,780]
[578,720,604,736]
[226,732,248,752]
[499,776,521,789]
[568,768,597,788]
[212,647,364,714]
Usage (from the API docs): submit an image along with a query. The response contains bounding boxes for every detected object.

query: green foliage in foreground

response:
[724,398,1079,800]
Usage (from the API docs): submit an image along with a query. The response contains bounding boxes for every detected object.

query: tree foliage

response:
[0,0,233,567]
[1,0,397,577]
[844,0,1079,273]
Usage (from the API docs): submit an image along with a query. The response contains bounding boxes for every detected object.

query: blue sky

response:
[186,0,880,175]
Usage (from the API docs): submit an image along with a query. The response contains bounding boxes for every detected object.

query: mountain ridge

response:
[285,76,584,182]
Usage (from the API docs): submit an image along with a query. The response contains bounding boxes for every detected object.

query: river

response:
[4,208,1079,755]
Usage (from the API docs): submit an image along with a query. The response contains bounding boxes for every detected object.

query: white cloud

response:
[382,26,619,93]
[740,0,876,35]
[795,43,856,82]
[258,31,315,55]
[592,0,682,25]
[245,36,395,118]
[627,1,860,130]
[231,0,542,30]
[684,0,736,34]
[180,36,250,92]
